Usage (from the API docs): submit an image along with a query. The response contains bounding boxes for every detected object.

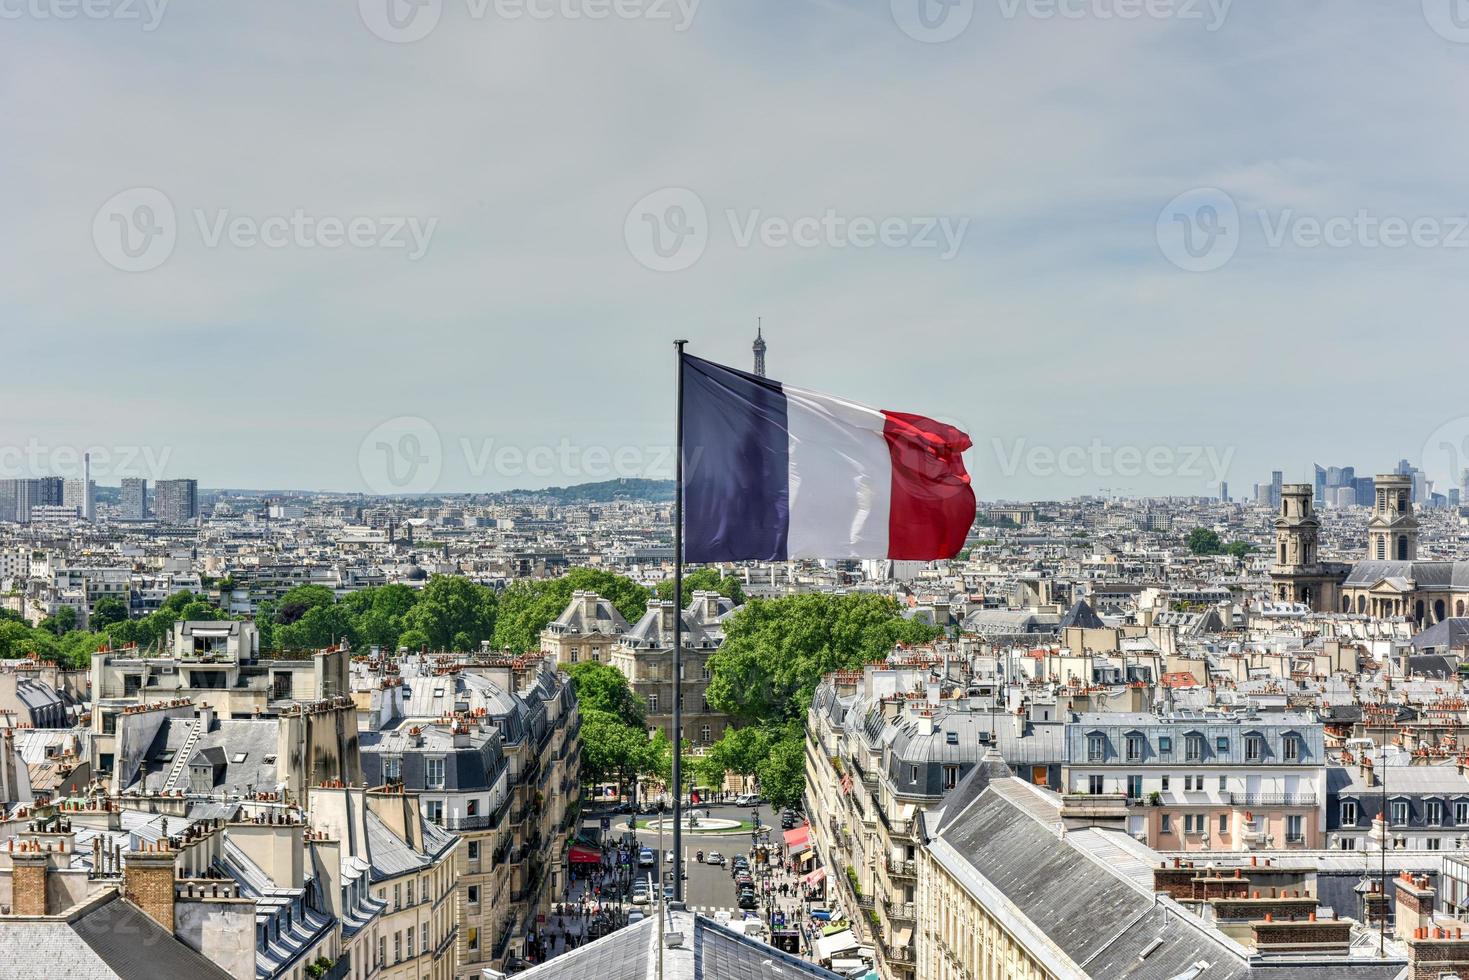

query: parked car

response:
[738,892,759,910]
[631,888,650,906]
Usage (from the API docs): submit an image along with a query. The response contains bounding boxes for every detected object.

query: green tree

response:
[492,568,648,652]
[38,606,77,636]
[274,584,338,626]
[400,575,496,651]
[89,596,129,631]
[565,661,646,728]
[705,593,941,725]
[1185,527,1222,555]
[756,727,807,812]
[578,709,658,795]
[1224,540,1254,560]
[654,569,746,608]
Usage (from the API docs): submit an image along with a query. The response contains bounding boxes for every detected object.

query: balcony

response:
[883,899,916,923]
[445,813,495,831]
[885,857,916,879]
[1226,793,1317,808]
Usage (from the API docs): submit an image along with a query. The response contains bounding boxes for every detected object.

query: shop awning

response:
[803,867,827,886]
[568,845,602,864]
[783,824,810,848]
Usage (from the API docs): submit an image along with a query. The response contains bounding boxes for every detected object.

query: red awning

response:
[803,867,827,886]
[568,845,602,864]
[783,824,810,848]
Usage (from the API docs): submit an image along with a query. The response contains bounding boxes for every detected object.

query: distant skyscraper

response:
[753,320,766,378]
[61,477,94,520]
[120,478,148,520]
[0,478,62,523]
[1220,482,1228,502]
[1270,470,1283,508]
[155,479,198,523]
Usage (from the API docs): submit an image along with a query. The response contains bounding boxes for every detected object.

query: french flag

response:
[681,354,976,562]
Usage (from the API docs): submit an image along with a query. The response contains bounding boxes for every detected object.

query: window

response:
[1160,776,1170,793]
[468,927,479,951]
[1457,801,1469,825]
[1158,736,1172,754]
[1088,775,1104,795]
[701,665,711,681]
[378,937,385,967]
[1282,736,1299,762]
[1218,775,1227,792]
[1286,815,1303,843]
[943,765,959,790]
[394,884,402,910]
[1125,735,1144,762]
[648,695,659,713]
[1216,737,1229,753]
[946,732,959,745]
[394,932,402,963]
[1428,838,1443,851]
[1127,775,1143,800]
[1183,775,1193,792]
[910,766,919,783]
[426,757,445,787]
[700,725,711,743]
[1185,734,1204,761]
[1341,800,1358,827]
[406,881,414,906]
[1428,801,1443,825]
[1161,813,1172,833]
[1341,837,1357,851]
[383,756,401,782]
[1391,801,1409,826]
[1244,736,1263,761]
[467,798,479,816]
[427,800,443,823]
[1087,734,1106,762]
[1183,813,1194,833]
[468,841,479,860]
[1218,813,1228,834]
[407,926,415,958]
[468,885,479,905]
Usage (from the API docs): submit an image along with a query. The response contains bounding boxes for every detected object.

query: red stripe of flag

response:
[881,410,976,560]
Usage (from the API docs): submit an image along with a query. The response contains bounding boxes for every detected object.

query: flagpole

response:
[672,338,687,904]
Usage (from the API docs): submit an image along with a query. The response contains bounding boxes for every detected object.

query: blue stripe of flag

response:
[681,354,789,562]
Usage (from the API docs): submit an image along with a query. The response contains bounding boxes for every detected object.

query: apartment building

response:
[538,590,629,667]
[156,478,199,523]
[353,654,581,976]
[1061,710,1327,850]
[915,762,1410,980]
[608,593,734,749]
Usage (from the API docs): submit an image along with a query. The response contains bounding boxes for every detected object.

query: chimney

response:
[124,847,177,932]
[10,848,50,916]
[1394,871,1436,941]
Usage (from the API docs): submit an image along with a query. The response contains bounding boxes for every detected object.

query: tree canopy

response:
[653,568,745,607]
[493,568,648,652]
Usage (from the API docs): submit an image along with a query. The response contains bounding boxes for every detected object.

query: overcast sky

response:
[5,1,1469,500]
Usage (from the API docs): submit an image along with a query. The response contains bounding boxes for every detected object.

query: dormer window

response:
[1184,733,1205,761]
[1282,735,1300,762]
[1244,734,1264,761]
[1087,733,1107,762]
[1125,734,1144,762]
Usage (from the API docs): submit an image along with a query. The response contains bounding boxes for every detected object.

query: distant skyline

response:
[6,4,1469,498]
